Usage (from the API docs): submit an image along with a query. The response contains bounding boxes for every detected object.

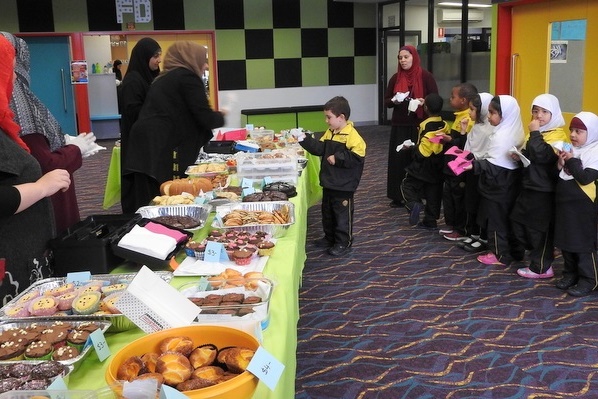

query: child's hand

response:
[510,153,521,161]
[559,148,574,162]
[460,118,470,134]
[437,133,452,143]
[327,154,336,165]
[529,118,540,132]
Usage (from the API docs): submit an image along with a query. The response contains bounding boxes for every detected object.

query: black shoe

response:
[314,238,333,248]
[328,244,352,256]
[556,275,579,290]
[457,236,476,249]
[416,222,436,230]
[567,284,594,297]
[463,239,488,253]
[389,200,404,208]
[409,202,423,226]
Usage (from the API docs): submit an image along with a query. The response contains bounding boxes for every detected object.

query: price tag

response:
[263,176,273,186]
[242,186,255,197]
[47,376,68,393]
[66,271,92,286]
[204,241,228,262]
[160,384,189,399]
[245,124,254,131]
[241,178,254,188]
[214,213,223,225]
[246,346,285,391]
[88,328,111,361]
[194,196,207,205]
[197,276,210,291]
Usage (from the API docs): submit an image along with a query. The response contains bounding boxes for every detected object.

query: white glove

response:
[392,91,410,103]
[68,133,96,156]
[396,139,415,152]
[290,128,306,142]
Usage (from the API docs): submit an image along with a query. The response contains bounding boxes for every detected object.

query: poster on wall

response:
[71,61,88,84]
[550,41,568,63]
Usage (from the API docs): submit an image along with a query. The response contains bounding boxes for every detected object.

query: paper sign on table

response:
[88,328,111,361]
[242,186,256,197]
[247,346,285,391]
[241,178,254,188]
[66,271,92,286]
[204,241,229,262]
[115,266,201,334]
[47,377,68,392]
[263,176,273,186]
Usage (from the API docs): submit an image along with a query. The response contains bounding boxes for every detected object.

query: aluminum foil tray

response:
[136,204,212,231]
[211,201,295,238]
[0,272,172,332]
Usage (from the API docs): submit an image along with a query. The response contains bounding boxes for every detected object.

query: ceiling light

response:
[438,2,493,8]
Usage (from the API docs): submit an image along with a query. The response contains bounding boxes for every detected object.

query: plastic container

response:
[249,129,274,143]
[105,325,259,399]
[179,277,273,330]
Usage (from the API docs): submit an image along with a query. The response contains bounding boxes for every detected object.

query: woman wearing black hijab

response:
[120,37,161,213]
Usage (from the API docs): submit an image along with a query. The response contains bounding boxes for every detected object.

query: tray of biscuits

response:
[0,272,172,332]
[0,320,110,366]
[211,201,294,238]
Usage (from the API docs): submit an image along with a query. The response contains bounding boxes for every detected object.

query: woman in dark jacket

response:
[120,37,161,213]
[122,42,225,211]
[384,45,438,208]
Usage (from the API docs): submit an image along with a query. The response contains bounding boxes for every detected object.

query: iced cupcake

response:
[232,249,253,266]
[257,241,275,256]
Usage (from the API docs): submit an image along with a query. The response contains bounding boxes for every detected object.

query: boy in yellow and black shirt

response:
[293,96,366,256]
[438,82,478,240]
[401,93,450,228]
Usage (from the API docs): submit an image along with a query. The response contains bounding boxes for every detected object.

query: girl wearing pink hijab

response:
[384,45,438,210]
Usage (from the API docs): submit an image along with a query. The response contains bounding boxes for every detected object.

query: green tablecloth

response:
[69,153,322,398]
[103,146,121,210]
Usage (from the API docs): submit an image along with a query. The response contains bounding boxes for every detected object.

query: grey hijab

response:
[1,32,66,151]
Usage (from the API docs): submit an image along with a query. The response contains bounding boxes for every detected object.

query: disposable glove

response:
[290,128,306,142]
[67,133,96,156]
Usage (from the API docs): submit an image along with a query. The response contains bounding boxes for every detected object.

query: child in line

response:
[457,92,494,253]
[511,94,569,279]
[294,96,367,257]
[469,95,525,266]
[438,82,478,241]
[554,112,598,296]
[400,93,450,228]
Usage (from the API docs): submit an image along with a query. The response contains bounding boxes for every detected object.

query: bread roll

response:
[158,336,194,357]
[188,344,217,369]
[116,356,145,381]
[156,351,192,386]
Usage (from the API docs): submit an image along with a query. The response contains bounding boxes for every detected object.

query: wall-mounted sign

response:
[71,61,88,84]
[116,0,152,24]
[550,40,568,64]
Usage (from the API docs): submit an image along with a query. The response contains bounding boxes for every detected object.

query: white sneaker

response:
[438,227,453,235]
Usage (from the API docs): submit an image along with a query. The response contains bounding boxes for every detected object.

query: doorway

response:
[381,30,421,124]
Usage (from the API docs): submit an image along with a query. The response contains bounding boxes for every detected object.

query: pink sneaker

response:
[477,252,505,266]
[517,266,554,279]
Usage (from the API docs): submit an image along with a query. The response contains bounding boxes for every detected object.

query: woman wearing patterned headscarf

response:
[384,45,438,208]
[1,32,94,234]
[121,41,225,211]
[120,37,162,213]
[554,112,598,297]
[0,34,71,304]
[511,93,570,280]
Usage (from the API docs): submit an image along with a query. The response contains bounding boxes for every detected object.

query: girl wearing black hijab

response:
[120,37,161,213]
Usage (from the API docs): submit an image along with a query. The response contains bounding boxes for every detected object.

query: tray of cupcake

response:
[0,320,111,366]
[0,360,74,393]
[0,272,172,332]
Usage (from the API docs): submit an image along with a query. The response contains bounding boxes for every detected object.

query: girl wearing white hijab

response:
[459,92,494,253]
[553,111,598,297]
[512,94,570,279]
[472,95,525,266]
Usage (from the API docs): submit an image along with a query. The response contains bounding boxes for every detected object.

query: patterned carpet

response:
[76,128,598,399]
[295,126,598,399]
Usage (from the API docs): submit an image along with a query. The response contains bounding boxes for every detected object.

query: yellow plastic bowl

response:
[105,325,259,399]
